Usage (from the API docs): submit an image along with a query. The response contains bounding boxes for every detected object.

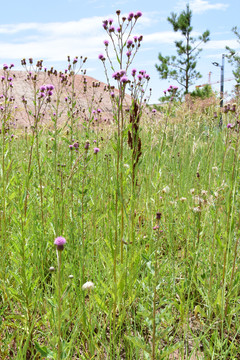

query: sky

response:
[0,0,239,103]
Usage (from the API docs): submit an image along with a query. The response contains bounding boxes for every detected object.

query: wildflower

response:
[137,74,143,81]
[54,236,66,251]
[193,206,201,213]
[84,140,90,150]
[162,186,170,194]
[69,275,74,279]
[93,140,97,143]
[156,212,162,220]
[227,123,233,129]
[131,68,137,76]
[40,85,46,92]
[127,39,133,47]
[104,40,109,46]
[82,281,94,290]
[128,12,134,20]
[94,147,100,154]
[109,26,115,32]
[153,225,159,230]
[190,188,195,194]
[126,51,131,57]
[180,197,187,202]
[201,190,207,196]
[120,76,128,83]
[3,64,8,70]
[212,166,218,171]
[49,266,55,272]
[110,91,115,98]
[135,11,142,18]
[98,54,105,61]
[152,109,156,113]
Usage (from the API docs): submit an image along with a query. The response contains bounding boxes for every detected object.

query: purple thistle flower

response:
[152,109,157,113]
[133,36,138,42]
[131,68,137,76]
[144,74,150,80]
[10,63,14,68]
[69,144,73,150]
[3,64,8,70]
[128,12,134,21]
[104,40,109,46]
[108,18,113,25]
[48,90,53,96]
[111,91,115,98]
[54,236,66,251]
[98,54,105,60]
[109,26,115,32]
[127,39,133,47]
[138,35,143,41]
[153,225,159,230]
[73,142,79,148]
[92,110,97,114]
[97,108,102,113]
[137,74,143,81]
[40,85,46,92]
[227,123,233,129]
[93,140,97,143]
[39,92,45,98]
[8,77,13,81]
[94,147,100,154]
[117,27,121,33]
[103,23,107,30]
[120,76,128,83]
[1,76,5,81]
[135,11,142,18]
[103,20,108,26]
[126,51,131,57]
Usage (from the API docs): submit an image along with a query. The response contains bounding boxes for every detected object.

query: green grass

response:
[0,97,240,359]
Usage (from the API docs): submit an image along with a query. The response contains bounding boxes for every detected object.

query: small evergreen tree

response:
[155,4,210,94]
[226,26,240,84]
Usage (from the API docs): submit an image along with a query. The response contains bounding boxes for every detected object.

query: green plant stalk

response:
[57,250,62,360]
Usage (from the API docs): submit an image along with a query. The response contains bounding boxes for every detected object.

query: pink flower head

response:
[131,68,137,76]
[120,76,128,83]
[109,26,115,32]
[152,109,156,113]
[40,85,46,92]
[3,64,8,70]
[117,27,121,33]
[137,74,143,81]
[227,123,233,129]
[108,18,113,25]
[98,54,105,61]
[94,147,100,154]
[54,236,66,251]
[104,40,109,46]
[135,11,142,18]
[126,51,131,57]
[127,39,133,47]
[128,12,134,21]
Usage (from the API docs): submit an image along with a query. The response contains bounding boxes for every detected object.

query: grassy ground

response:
[0,93,240,359]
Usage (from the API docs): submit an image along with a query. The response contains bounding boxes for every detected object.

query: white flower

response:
[201,190,207,196]
[212,166,218,171]
[193,206,201,213]
[190,188,195,194]
[162,186,170,194]
[82,281,95,291]
[180,197,187,202]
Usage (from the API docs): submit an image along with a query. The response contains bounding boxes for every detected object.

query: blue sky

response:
[0,0,239,103]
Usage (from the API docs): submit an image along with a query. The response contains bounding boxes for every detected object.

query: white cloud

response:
[177,0,229,14]
[204,39,240,50]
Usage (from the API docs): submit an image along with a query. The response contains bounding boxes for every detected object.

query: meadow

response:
[0,10,240,360]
